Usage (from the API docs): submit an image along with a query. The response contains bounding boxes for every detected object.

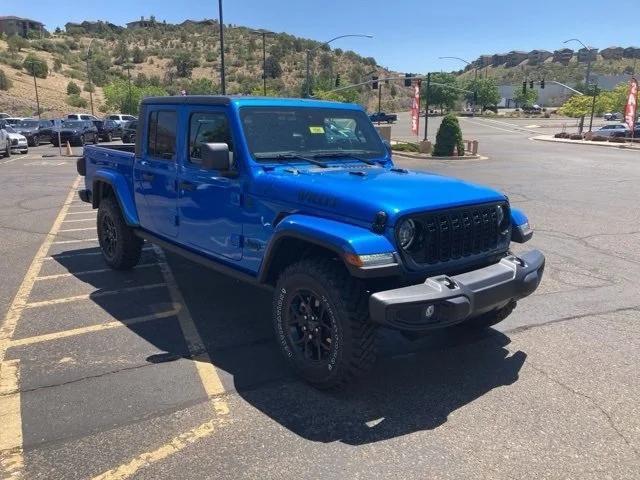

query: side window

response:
[147,110,177,160]
[188,112,233,165]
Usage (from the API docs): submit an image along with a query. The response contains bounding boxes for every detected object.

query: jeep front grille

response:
[400,203,510,266]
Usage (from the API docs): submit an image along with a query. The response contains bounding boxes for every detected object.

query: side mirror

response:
[201,143,232,171]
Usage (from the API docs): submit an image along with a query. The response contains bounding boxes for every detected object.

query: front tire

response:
[273,259,377,390]
[97,197,143,270]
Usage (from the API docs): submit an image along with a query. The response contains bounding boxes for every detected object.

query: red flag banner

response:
[624,77,637,132]
[411,84,420,135]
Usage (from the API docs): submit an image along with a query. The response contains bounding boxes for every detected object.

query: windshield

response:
[240,107,386,161]
[4,125,16,133]
[16,120,39,128]
[62,121,85,128]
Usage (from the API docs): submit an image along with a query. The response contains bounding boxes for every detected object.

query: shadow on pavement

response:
[52,246,527,446]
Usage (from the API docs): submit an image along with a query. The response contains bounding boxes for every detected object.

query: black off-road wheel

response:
[273,259,377,390]
[97,197,143,270]
[464,300,517,329]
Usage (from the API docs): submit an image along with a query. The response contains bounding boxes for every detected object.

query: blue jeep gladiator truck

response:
[78,96,544,389]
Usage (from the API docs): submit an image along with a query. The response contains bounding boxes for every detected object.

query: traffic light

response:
[540,79,545,89]
[371,76,379,89]
[529,80,534,89]
[404,73,412,87]
[522,81,527,94]
[335,74,340,87]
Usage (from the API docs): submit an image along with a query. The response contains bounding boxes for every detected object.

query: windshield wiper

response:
[254,152,328,168]
[310,150,380,166]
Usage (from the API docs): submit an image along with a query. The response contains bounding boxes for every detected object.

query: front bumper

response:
[369,250,545,331]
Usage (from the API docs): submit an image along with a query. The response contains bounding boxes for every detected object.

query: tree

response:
[433,114,464,156]
[66,81,81,95]
[66,94,88,108]
[23,54,48,79]
[103,79,167,114]
[132,46,145,64]
[264,56,282,79]
[170,51,199,78]
[513,87,538,107]
[113,39,129,65]
[7,35,28,53]
[464,77,500,108]
[0,69,12,91]
[423,72,460,112]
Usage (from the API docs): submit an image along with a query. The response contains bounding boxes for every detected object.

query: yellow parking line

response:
[35,262,161,281]
[90,248,230,480]
[24,283,167,309]
[8,309,180,349]
[58,227,95,233]
[0,177,81,479]
[52,238,98,245]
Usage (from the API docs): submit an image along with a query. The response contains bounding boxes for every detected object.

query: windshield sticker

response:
[309,126,325,134]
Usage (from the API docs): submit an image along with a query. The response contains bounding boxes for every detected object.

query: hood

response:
[7,132,26,141]
[258,165,506,226]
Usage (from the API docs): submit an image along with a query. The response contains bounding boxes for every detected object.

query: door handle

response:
[142,172,154,181]
[179,181,196,191]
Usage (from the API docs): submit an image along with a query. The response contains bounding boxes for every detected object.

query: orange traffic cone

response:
[65,141,73,156]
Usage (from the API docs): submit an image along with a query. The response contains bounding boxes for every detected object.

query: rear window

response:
[147,111,177,160]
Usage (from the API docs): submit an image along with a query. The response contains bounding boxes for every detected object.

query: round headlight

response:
[397,219,416,250]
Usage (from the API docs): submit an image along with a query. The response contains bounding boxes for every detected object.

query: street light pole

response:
[218,0,226,94]
[439,56,478,116]
[251,30,274,96]
[564,38,593,134]
[304,34,372,98]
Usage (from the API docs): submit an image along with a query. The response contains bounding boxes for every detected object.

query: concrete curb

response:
[392,151,484,160]
[531,135,640,150]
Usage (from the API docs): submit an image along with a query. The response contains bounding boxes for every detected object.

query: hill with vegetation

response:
[0,18,410,117]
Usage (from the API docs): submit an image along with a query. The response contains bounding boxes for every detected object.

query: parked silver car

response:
[594,123,629,137]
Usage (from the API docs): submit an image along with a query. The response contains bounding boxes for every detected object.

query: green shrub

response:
[23,54,49,79]
[0,69,12,90]
[433,114,464,156]
[66,81,81,95]
[66,94,88,108]
[391,142,420,152]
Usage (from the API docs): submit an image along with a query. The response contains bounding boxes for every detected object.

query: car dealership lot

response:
[1,129,639,479]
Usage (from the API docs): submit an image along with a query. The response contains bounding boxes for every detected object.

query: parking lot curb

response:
[531,135,640,150]
[392,151,485,160]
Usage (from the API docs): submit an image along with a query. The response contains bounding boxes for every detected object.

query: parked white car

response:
[67,113,98,121]
[3,125,28,154]
[105,114,137,128]
[0,123,10,157]
[3,117,25,126]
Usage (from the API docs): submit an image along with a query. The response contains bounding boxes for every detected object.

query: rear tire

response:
[33,135,40,147]
[97,197,143,270]
[463,301,517,329]
[273,258,377,390]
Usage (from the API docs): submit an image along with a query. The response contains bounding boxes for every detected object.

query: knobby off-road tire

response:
[97,197,143,270]
[273,258,377,390]
[464,300,517,329]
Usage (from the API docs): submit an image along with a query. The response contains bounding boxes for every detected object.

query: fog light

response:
[423,305,435,319]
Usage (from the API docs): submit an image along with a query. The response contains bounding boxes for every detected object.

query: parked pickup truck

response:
[369,111,397,123]
[78,96,544,389]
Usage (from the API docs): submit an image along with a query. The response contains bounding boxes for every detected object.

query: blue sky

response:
[5,0,638,72]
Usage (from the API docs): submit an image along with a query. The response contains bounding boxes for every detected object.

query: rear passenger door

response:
[134,109,179,238]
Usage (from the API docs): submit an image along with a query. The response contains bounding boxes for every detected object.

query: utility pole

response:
[26,60,41,119]
[588,82,598,132]
[251,30,274,96]
[377,82,382,123]
[86,39,95,116]
[218,0,226,94]
[423,72,431,141]
[124,64,133,114]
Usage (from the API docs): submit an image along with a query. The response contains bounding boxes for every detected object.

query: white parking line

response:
[66,210,96,215]
[62,218,96,223]
[8,309,180,349]
[59,227,95,233]
[41,246,153,261]
[35,262,161,281]
[24,283,167,309]
[52,238,98,245]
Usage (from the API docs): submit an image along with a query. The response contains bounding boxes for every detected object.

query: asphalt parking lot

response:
[1,130,639,479]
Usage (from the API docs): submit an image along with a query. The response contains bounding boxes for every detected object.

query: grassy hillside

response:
[0,20,410,117]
